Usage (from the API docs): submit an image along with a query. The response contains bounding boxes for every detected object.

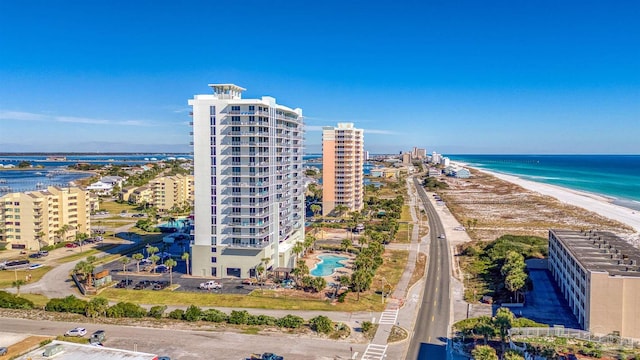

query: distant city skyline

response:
[1,1,639,154]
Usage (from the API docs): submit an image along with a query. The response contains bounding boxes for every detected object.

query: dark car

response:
[0,347,8,355]
[29,253,42,259]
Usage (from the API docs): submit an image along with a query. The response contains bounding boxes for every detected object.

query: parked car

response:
[65,327,87,337]
[0,347,7,355]
[65,243,78,248]
[29,263,44,270]
[438,234,446,239]
[29,253,43,259]
[90,330,106,343]
[199,280,222,290]
[154,265,169,273]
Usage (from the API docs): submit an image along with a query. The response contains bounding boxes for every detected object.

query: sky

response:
[1,1,639,154]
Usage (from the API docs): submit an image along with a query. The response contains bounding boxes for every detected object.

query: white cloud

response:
[0,110,152,126]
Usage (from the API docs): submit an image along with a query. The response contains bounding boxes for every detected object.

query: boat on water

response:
[35,172,44,175]
[36,182,45,188]
[0,179,7,184]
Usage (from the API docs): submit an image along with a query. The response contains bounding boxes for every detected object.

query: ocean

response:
[448,155,640,210]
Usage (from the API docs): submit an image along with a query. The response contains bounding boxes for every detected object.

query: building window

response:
[249,105,255,111]
[231,106,240,111]
[211,257,217,263]
[210,106,216,115]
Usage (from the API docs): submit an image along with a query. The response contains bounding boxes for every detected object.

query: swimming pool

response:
[310,254,348,277]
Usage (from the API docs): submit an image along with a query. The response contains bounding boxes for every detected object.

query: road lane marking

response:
[434,300,437,306]
[432,315,434,322]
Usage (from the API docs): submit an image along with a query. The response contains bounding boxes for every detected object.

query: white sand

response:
[459,165,640,233]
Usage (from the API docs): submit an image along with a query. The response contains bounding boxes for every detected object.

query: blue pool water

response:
[310,255,348,277]
[157,218,189,230]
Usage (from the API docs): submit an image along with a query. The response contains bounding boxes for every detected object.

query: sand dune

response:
[468,167,640,233]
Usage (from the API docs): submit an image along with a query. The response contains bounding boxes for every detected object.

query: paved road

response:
[0,316,361,359]
[406,178,451,360]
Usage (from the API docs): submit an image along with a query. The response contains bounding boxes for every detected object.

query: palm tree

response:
[164,258,177,285]
[310,204,321,218]
[494,307,515,354]
[472,345,498,360]
[261,257,271,282]
[292,242,304,262]
[149,255,160,273]
[75,232,89,252]
[119,257,131,273]
[12,280,26,296]
[341,238,352,253]
[181,252,190,275]
[132,253,144,273]
[303,234,316,255]
[36,231,46,251]
[147,245,159,259]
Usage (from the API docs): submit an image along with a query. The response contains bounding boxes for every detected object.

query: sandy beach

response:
[464,165,640,233]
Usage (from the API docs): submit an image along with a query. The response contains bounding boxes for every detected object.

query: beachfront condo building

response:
[549,229,640,338]
[188,84,305,278]
[0,186,94,250]
[322,123,364,216]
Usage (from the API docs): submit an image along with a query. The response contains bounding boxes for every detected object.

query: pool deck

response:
[304,251,355,284]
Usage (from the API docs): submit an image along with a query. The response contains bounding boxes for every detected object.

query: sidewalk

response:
[361,176,427,360]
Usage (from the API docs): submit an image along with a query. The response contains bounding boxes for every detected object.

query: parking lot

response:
[519,269,580,327]
[100,239,254,295]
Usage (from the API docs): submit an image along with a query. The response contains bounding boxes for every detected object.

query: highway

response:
[406,177,451,360]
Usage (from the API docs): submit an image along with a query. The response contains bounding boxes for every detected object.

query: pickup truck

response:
[198,280,222,290]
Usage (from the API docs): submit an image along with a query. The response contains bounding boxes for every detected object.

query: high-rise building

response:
[188,84,305,278]
[0,186,94,250]
[322,123,364,216]
[402,152,412,165]
[412,147,427,160]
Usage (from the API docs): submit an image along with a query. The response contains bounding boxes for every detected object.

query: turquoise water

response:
[448,155,640,210]
[310,255,348,277]
[157,218,188,229]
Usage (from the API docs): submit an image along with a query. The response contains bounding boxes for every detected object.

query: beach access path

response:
[465,166,640,233]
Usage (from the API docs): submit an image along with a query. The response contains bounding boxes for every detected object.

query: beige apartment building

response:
[0,186,94,250]
[122,174,194,211]
[148,174,194,211]
[322,123,364,216]
[549,229,640,339]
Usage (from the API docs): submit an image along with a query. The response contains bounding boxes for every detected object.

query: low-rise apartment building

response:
[0,186,94,250]
[148,174,194,211]
[548,229,640,339]
[121,174,194,211]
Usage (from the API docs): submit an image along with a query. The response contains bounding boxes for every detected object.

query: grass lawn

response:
[394,223,412,243]
[1,336,52,358]
[0,266,51,288]
[99,201,139,214]
[56,244,119,263]
[99,287,385,312]
[20,293,49,307]
[375,250,409,294]
[400,205,412,221]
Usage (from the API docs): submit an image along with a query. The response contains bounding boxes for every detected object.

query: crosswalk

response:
[378,308,398,325]
[361,344,388,360]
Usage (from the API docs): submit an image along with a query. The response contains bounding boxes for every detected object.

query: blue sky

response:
[1,1,638,154]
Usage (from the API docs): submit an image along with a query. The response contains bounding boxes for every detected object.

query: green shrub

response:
[310,315,333,334]
[184,305,202,322]
[168,309,185,320]
[337,291,349,303]
[106,302,146,318]
[228,310,250,325]
[361,321,372,333]
[0,290,34,309]
[45,295,88,314]
[277,314,304,329]
[247,314,277,326]
[201,309,228,323]
[147,305,167,319]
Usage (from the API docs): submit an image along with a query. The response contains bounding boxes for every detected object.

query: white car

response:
[65,327,87,337]
[199,280,222,290]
